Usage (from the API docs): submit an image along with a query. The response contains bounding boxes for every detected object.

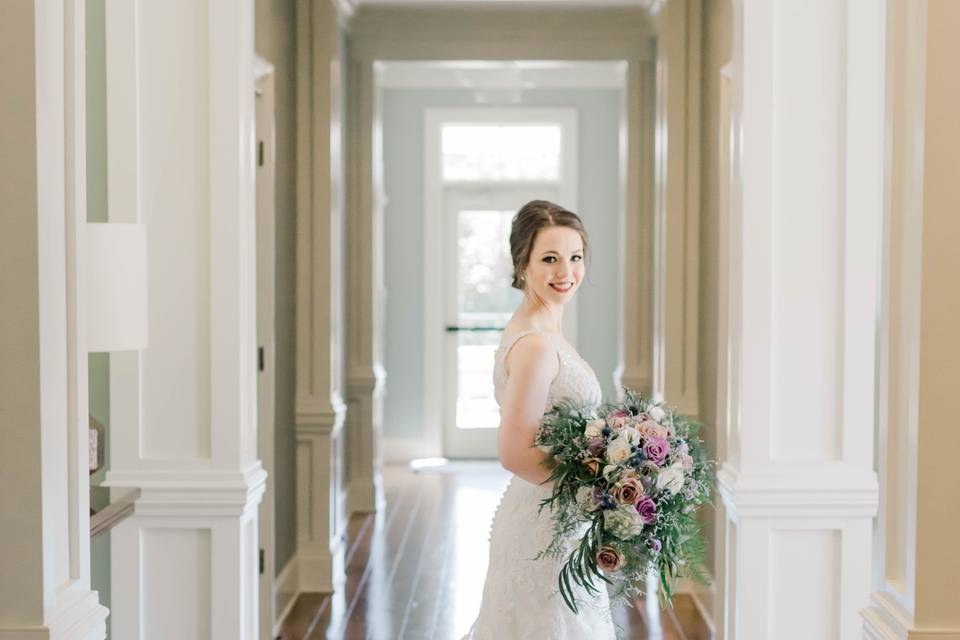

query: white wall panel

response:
[138,0,213,460]
[769,529,840,639]
[769,0,844,464]
[103,0,264,637]
[717,0,883,637]
[143,528,212,640]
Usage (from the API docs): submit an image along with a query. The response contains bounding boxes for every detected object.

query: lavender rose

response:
[647,538,662,553]
[586,436,606,457]
[642,436,670,465]
[596,545,626,572]
[635,496,658,524]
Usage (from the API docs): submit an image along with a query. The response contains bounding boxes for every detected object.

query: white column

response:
[345,52,387,515]
[616,56,657,399]
[716,1,884,638]
[862,1,960,637]
[293,0,350,593]
[650,0,702,417]
[0,1,108,637]
[100,1,265,638]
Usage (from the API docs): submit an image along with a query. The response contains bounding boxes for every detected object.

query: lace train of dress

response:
[461,330,618,640]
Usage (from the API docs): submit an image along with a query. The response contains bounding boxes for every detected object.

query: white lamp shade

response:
[85,223,149,352]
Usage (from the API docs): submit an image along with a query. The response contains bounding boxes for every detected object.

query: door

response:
[442,186,579,459]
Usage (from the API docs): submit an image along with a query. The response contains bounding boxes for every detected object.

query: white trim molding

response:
[715,0,884,637]
[422,106,580,459]
[271,552,303,638]
[347,0,669,508]
[0,2,110,636]
[863,1,960,638]
[295,0,352,594]
[647,0,701,416]
[99,0,265,637]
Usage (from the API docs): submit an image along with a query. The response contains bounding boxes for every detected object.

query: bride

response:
[462,200,619,639]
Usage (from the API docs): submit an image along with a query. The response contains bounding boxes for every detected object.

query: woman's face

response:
[522,225,585,305]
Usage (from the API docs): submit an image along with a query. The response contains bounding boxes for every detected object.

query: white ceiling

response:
[355,0,646,6]
[378,61,627,90]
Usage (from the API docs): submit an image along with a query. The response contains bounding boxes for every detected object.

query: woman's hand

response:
[496,333,560,488]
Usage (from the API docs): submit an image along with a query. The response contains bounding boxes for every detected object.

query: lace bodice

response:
[492,329,602,410]
[462,329,618,639]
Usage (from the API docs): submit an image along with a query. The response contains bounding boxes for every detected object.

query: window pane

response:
[442,124,561,181]
[455,209,520,430]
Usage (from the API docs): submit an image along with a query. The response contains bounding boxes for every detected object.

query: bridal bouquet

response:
[533,387,713,614]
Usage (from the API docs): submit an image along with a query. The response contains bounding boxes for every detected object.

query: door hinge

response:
[257,140,264,167]
[259,548,265,575]
[258,346,264,372]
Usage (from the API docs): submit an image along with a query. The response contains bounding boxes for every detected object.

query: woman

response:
[462,200,618,639]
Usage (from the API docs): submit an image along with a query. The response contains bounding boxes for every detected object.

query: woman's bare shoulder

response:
[502,331,558,379]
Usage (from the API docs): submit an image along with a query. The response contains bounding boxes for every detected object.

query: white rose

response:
[605,436,632,465]
[655,463,685,495]
[603,503,644,539]
[602,464,621,481]
[648,405,666,423]
[576,485,599,513]
[584,418,605,438]
[622,426,642,445]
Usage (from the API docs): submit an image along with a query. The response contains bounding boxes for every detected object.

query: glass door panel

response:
[442,187,568,458]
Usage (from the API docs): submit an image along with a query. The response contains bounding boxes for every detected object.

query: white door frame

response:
[347,4,668,476]
[423,108,578,459]
[254,55,277,640]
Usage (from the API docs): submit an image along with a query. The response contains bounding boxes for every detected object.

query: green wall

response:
[86,0,111,636]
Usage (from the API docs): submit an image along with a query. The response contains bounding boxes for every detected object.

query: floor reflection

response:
[281,462,711,640]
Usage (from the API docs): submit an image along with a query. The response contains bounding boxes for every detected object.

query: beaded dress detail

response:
[460,330,618,640]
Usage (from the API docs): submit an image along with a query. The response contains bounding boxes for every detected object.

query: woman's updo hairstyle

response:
[509,200,589,290]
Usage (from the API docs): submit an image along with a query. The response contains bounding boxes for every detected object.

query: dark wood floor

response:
[280,463,712,640]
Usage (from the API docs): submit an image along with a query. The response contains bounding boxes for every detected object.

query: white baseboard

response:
[382,435,441,463]
[272,552,301,639]
[861,590,960,640]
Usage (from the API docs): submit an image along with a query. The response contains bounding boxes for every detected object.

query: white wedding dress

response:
[461,329,619,640]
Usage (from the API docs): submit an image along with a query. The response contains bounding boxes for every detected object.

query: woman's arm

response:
[496,333,560,489]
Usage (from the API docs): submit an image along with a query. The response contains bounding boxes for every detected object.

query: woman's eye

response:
[572,255,583,261]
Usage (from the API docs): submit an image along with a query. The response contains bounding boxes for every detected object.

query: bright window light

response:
[441,124,562,181]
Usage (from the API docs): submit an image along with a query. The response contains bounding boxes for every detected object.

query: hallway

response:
[6,0,960,637]
[280,464,711,640]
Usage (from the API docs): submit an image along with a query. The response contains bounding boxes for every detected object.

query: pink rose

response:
[596,545,625,572]
[611,477,645,505]
[636,420,660,438]
[606,409,631,431]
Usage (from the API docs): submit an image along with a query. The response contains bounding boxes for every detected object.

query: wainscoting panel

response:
[142,528,212,640]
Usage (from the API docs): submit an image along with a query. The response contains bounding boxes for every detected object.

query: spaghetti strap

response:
[496,329,555,379]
